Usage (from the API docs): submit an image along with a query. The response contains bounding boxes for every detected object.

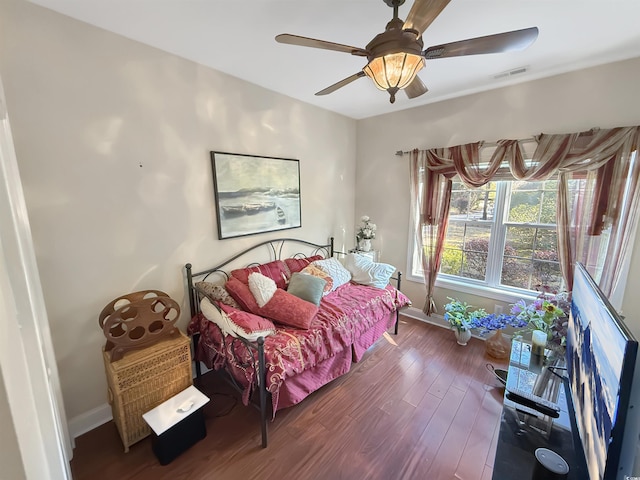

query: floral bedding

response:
[188,282,410,413]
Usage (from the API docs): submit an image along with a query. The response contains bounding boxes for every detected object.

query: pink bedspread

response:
[188,282,410,413]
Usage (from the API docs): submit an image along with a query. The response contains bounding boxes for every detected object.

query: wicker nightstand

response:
[102,331,192,452]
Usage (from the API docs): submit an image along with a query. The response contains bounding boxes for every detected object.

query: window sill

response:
[406,272,537,304]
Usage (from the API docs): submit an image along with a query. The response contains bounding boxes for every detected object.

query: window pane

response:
[441,222,491,280]
[505,226,534,258]
[508,188,541,222]
[468,186,496,221]
[501,257,532,289]
[533,230,561,288]
[516,181,543,191]
[449,191,471,220]
[440,220,465,276]
[502,226,562,290]
[450,181,496,221]
[535,229,558,252]
[440,248,463,276]
[462,249,487,280]
[540,189,557,224]
[444,223,464,249]
[532,258,563,292]
[507,180,558,224]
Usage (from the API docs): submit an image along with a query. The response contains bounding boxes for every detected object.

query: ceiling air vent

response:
[493,66,528,80]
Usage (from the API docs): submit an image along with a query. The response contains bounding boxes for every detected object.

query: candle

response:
[531,330,547,356]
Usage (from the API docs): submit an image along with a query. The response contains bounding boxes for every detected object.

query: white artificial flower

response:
[356,215,377,240]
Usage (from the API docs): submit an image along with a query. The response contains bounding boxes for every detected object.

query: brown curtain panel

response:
[410,150,452,314]
[556,128,640,296]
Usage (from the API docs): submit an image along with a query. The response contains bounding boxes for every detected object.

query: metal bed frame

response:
[185,236,402,447]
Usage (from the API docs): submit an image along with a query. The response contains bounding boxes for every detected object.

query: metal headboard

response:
[185,237,335,318]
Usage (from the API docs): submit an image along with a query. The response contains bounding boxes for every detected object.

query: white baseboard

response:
[67,403,112,440]
[67,361,212,441]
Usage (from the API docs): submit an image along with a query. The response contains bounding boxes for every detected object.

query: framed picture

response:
[210,151,302,240]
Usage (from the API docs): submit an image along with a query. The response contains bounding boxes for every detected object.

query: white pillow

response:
[344,253,395,289]
[200,297,237,337]
[248,272,277,307]
[312,257,352,292]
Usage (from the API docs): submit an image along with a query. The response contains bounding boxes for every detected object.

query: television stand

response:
[492,339,588,479]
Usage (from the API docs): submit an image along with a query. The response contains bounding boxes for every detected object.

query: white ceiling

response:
[27,0,640,119]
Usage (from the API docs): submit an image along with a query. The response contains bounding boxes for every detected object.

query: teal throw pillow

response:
[287,272,326,306]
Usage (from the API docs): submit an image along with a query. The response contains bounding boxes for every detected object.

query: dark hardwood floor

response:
[71,317,509,480]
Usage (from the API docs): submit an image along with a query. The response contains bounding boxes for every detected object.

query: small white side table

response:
[142,385,210,464]
[348,249,379,262]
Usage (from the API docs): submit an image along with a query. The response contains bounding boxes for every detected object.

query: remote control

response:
[506,388,561,418]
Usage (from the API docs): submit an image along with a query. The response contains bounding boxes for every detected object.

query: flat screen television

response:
[567,262,640,480]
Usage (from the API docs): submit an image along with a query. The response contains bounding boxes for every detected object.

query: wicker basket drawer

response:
[103,332,192,452]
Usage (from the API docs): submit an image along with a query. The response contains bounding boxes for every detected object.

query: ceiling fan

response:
[275,0,538,103]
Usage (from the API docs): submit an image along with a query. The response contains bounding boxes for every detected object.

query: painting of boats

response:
[220,205,245,217]
[221,202,276,218]
[211,151,301,239]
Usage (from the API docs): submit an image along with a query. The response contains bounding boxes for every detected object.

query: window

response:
[411,178,565,298]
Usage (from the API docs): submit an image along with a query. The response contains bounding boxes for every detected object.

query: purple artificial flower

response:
[510,299,527,316]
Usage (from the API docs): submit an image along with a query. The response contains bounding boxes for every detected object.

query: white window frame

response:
[407,179,560,304]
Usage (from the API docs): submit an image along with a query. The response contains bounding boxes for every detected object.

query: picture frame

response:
[210,151,302,240]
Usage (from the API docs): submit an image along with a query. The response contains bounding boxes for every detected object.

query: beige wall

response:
[356,57,640,336]
[0,0,357,426]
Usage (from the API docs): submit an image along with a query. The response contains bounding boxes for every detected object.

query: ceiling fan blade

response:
[275,34,368,57]
[315,72,366,96]
[424,27,539,59]
[404,77,429,99]
[403,0,452,36]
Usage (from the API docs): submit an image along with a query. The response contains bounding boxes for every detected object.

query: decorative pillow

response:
[311,257,351,292]
[225,276,259,312]
[194,281,241,309]
[284,255,324,274]
[287,272,326,307]
[300,264,333,295]
[218,302,276,342]
[248,272,277,308]
[344,253,395,289]
[230,260,290,289]
[262,289,318,329]
[200,298,236,337]
[225,276,318,329]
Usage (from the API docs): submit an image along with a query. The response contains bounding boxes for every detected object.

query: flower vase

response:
[485,329,510,359]
[454,328,472,346]
[358,238,372,252]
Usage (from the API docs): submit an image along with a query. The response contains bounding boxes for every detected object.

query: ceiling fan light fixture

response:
[275,0,539,104]
[363,52,424,103]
